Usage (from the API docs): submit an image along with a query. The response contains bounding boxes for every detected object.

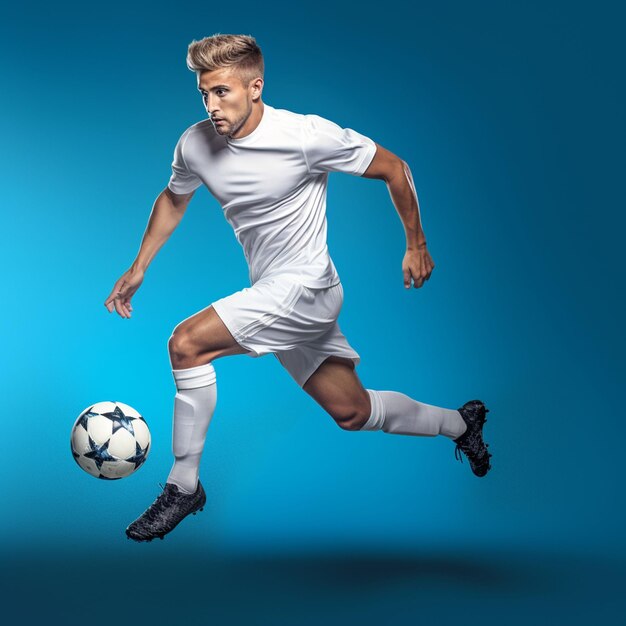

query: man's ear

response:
[251,77,264,101]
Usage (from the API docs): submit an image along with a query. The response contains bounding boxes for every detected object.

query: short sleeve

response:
[301,114,377,176]
[167,130,203,194]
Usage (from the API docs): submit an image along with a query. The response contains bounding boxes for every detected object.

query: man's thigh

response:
[170,304,251,366]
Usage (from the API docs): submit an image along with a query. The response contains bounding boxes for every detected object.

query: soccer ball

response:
[70,401,151,480]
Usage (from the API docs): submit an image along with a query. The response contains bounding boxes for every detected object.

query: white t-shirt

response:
[167,103,377,288]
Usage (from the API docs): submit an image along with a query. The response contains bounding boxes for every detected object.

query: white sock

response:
[361,389,467,439]
[166,362,217,493]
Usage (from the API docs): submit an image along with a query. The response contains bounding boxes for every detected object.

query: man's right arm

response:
[131,186,196,272]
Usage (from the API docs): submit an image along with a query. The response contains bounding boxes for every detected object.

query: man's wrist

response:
[407,238,427,251]
[131,260,148,273]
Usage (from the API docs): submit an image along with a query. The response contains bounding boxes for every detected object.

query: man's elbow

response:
[361,143,407,182]
[378,157,407,184]
[398,158,410,178]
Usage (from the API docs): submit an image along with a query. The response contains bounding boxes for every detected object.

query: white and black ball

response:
[70,401,151,480]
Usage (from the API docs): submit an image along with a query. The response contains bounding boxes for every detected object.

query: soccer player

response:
[104,34,492,542]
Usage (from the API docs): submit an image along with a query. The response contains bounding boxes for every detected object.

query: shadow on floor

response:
[2,547,624,625]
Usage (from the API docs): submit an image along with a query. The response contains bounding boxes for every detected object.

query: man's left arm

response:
[361,143,435,289]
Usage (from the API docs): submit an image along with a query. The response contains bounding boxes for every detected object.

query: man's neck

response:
[232,101,265,139]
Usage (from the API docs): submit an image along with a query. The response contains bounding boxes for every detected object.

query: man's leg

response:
[166,304,250,492]
[126,305,250,542]
[302,356,466,438]
[302,356,491,476]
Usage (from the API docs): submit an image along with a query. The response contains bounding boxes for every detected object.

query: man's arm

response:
[131,186,196,271]
[361,143,435,289]
[104,186,195,317]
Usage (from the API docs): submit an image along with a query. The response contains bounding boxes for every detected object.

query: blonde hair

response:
[186,34,264,87]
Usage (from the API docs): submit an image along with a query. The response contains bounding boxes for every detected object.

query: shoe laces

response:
[143,483,177,522]
[454,418,491,464]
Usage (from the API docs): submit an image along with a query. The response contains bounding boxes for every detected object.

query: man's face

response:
[197,67,258,138]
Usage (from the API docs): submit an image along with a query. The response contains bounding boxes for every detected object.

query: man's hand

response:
[402,245,435,289]
[104,267,145,318]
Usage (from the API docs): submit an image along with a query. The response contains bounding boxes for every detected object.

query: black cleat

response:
[453,400,492,477]
[125,481,206,542]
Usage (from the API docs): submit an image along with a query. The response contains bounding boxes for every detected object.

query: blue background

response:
[1,0,624,624]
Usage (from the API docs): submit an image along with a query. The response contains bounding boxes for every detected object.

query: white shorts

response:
[211,275,361,387]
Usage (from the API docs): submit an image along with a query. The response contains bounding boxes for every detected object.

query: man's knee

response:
[168,329,199,364]
[328,396,371,431]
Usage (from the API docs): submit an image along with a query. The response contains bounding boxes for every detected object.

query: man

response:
[104,34,492,543]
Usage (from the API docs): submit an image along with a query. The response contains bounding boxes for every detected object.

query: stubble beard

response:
[215,103,252,139]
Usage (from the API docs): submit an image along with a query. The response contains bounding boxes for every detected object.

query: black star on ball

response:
[125,441,149,470]
[77,409,98,431]
[103,405,135,437]
[84,435,115,470]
